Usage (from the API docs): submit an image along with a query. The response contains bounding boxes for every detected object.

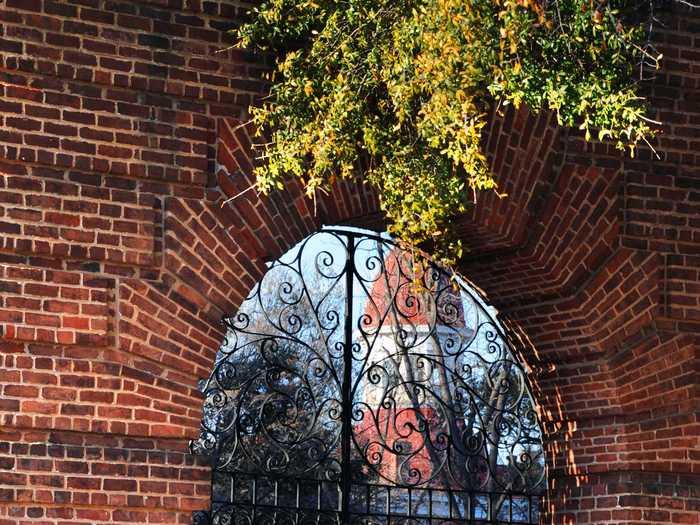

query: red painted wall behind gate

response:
[0,1,697,524]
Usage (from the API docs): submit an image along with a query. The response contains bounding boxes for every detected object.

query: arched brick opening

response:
[0,1,697,524]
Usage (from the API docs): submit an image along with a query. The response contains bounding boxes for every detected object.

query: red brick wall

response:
[0,1,698,525]
[456,6,700,523]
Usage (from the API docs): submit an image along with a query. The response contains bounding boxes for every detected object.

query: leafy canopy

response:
[237,0,659,263]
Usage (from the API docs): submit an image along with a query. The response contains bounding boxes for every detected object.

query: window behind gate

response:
[191,228,546,525]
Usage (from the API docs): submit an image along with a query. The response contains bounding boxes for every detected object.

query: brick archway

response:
[0,1,698,524]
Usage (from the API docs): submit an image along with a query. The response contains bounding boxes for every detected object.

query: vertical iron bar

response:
[208,441,218,522]
[387,487,392,522]
[230,471,235,504]
[252,477,257,507]
[509,495,513,523]
[340,234,356,525]
[251,475,257,525]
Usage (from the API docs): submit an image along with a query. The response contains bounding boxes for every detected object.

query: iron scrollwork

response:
[192,511,211,525]
[192,228,546,525]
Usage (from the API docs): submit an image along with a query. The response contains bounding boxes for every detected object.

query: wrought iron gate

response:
[192,229,546,525]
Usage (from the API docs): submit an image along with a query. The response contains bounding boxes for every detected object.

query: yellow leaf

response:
[304,81,314,97]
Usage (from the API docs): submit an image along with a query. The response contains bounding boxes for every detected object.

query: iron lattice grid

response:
[192,228,547,525]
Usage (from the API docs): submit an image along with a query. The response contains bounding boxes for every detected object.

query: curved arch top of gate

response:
[193,227,546,525]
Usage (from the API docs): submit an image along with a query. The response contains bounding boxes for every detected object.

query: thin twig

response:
[221,183,259,206]
[232,119,255,132]
[673,0,700,7]
[215,44,238,54]
[642,136,661,160]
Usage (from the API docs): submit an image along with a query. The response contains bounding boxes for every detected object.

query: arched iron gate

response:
[191,228,546,525]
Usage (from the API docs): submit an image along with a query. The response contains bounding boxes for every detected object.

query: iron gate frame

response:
[191,228,547,525]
